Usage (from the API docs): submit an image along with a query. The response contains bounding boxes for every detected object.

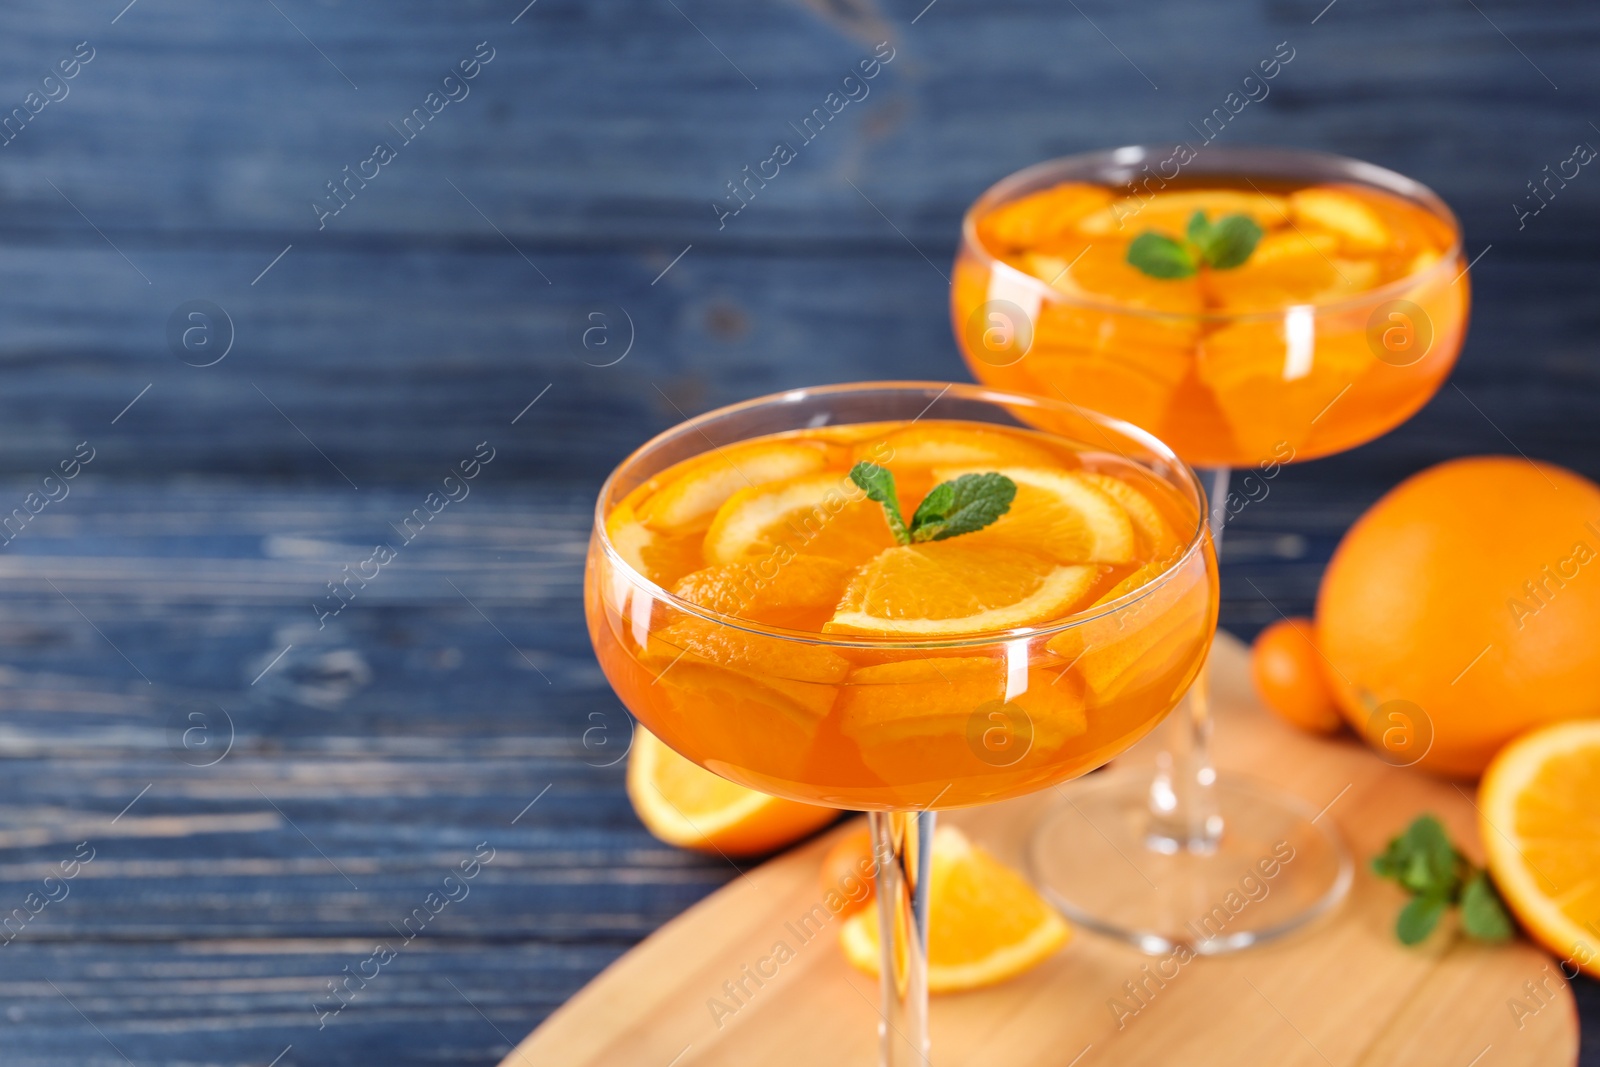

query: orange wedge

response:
[627,727,838,856]
[702,471,896,568]
[1480,720,1600,978]
[824,542,1103,637]
[636,441,827,532]
[931,466,1137,566]
[839,825,1070,992]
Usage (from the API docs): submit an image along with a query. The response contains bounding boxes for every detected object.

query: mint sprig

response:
[1127,210,1264,279]
[1372,814,1514,944]
[849,461,1016,545]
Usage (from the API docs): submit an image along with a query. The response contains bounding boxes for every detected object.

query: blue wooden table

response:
[1,1,1597,1062]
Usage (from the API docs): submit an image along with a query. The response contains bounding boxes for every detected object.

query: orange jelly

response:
[585,420,1217,810]
[954,178,1469,467]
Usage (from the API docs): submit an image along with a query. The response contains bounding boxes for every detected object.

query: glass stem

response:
[869,809,934,1067]
[1146,465,1229,854]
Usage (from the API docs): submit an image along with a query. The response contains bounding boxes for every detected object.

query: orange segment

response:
[977,182,1113,253]
[672,555,854,629]
[824,542,1103,637]
[932,466,1137,565]
[636,441,827,532]
[1480,720,1600,978]
[702,470,896,569]
[605,501,704,588]
[627,727,837,856]
[839,826,1070,992]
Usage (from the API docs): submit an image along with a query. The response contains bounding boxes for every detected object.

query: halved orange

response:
[1479,720,1600,978]
[824,542,1103,637]
[931,466,1137,566]
[636,441,827,532]
[839,825,1070,992]
[627,727,838,856]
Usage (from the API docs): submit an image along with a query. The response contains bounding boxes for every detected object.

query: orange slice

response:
[931,466,1137,566]
[860,423,1060,471]
[977,182,1113,253]
[1075,471,1177,560]
[1046,561,1213,702]
[1077,189,1289,238]
[838,656,1088,754]
[839,825,1070,992]
[636,441,827,533]
[1479,720,1600,978]
[626,727,837,856]
[672,555,854,629]
[605,501,704,588]
[1289,186,1390,252]
[1042,240,1205,316]
[824,542,1102,637]
[702,471,896,568]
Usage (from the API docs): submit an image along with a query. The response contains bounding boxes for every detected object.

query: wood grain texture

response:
[0,0,1597,1061]
[505,637,1581,1067]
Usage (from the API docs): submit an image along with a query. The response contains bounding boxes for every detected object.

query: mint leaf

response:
[1197,213,1264,270]
[1461,870,1514,941]
[850,461,909,545]
[1399,815,1461,896]
[1126,233,1196,279]
[1397,894,1447,945]
[909,472,1017,542]
[1127,210,1263,279]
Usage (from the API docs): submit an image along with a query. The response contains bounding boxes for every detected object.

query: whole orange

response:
[1316,456,1600,777]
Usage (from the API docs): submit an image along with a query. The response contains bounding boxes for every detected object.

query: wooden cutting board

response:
[503,635,1579,1066]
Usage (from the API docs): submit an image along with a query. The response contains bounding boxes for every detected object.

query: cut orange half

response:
[839,825,1070,992]
[824,542,1103,637]
[627,728,838,856]
[1479,720,1600,978]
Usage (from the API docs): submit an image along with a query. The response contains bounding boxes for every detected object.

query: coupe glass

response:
[586,381,1217,1066]
[952,146,1468,953]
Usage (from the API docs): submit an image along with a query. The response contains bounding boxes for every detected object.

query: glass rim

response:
[960,143,1467,325]
[592,380,1212,651]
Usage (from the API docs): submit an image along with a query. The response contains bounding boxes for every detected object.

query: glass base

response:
[1030,770,1352,956]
